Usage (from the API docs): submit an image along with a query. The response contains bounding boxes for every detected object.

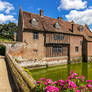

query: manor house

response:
[16,7,92,62]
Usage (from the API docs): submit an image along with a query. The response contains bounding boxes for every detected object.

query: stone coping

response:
[6,54,36,92]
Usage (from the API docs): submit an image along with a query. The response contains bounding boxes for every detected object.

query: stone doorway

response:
[0,45,6,56]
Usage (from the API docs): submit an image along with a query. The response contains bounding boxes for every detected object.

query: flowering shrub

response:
[35,71,92,92]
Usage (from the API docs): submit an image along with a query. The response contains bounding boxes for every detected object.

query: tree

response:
[0,22,17,40]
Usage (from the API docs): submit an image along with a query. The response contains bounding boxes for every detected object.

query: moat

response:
[30,62,92,81]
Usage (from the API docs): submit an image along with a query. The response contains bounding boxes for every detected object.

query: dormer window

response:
[78,25,84,32]
[54,22,60,28]
[31,18,38,26]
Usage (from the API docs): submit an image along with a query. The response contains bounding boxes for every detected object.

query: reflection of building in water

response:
[67,64,70,77]
[82,63,88,80]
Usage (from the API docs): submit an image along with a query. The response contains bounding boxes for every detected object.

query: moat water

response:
[30,62,92,81]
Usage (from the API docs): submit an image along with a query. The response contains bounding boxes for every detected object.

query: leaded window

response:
[33,32,39,39]
[54,34,64,40]
[75,46,79,52]
[53,47,63,54]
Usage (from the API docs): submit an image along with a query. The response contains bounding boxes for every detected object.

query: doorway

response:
[0,45,6,56]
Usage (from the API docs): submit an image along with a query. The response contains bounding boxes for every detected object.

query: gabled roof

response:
[19,8,92,41]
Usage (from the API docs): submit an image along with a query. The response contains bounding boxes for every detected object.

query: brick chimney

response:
[40,9,44,16]
[57,17,62,21]
[71,20,74,32]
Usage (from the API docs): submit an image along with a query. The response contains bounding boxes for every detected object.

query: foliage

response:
[35,71,92,92]
[0,22,17,40]
[23,67,32,76]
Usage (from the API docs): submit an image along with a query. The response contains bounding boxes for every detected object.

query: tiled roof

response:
[22,10,92,41]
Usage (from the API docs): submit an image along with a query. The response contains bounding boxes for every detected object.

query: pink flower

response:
[40,78,46,81]
[58,80,65,86]
[44,82,48,85]
[36,81,41,84]
[73,73,78,76]
[86,80,92,83]
[81,75,85,82]
[68,81,76,90]
[79,86,84,89]
[75,77,80,79]
[70,71,74,75]
[76,90,80,92]
[58,80,64,83]
[87,84,92,88]
[52,81,57,85]
[68,76,71,80]
[45,86,59,92]
[46,79,52,84]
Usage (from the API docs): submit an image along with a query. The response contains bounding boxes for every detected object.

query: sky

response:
[0,0,92,30]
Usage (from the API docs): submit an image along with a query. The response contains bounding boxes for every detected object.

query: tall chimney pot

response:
[71,20,74,32]
[40,9,44,16]
[57,17,62,21]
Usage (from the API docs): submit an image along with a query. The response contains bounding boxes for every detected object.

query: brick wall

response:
[22,31,45,60]
[70,35,83,59]
[87,42,92,56]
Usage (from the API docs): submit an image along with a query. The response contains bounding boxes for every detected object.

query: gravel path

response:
[0,59,12,92]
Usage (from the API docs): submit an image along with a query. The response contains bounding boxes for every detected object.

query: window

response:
[53,47,57,53]
[80,41,82,45]
[78,25,84,32]
[58,47,62,53]
[33,32,39,39]
[75,46,79,52]
[54,34,64,40]
[55,23,60,28]
[53,47,62,54]
[31,18,38,26]
[33,49,38,52]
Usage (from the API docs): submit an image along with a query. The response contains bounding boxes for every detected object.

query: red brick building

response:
[16,7,92,62]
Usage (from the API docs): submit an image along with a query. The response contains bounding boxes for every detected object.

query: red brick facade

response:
[16,7,92,62]
[70,35,83,59]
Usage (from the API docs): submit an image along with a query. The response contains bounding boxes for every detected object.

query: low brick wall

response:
[5,54,36,92]
[70,56,82,63]
[18,57,68,69]
[88,56,92,62]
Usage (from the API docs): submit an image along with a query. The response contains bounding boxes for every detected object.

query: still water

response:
[30,62,92,81]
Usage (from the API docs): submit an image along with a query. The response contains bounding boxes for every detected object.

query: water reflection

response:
[67,62,88,80]
[82,62,88,80]
[31,62,92,81]
[67,64,70,77]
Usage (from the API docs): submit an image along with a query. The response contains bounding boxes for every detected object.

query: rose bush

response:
[35,71,92,92]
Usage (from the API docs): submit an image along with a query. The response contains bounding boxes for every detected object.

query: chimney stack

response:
[40,9,44,16]
[57,17,62,21]
[71,20,74,32]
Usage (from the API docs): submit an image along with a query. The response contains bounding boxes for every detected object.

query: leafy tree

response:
[0,22,17,40]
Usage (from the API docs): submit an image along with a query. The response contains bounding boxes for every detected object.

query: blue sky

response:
[1,0,92,30]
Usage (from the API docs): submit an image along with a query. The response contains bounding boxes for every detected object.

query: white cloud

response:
[0,0,14,14]
[89,6,92,9]
[65,8,92,25]
[0,14,16,24]
[90,28,92,32]
[58,0,87,10]
[0,1,16,24]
